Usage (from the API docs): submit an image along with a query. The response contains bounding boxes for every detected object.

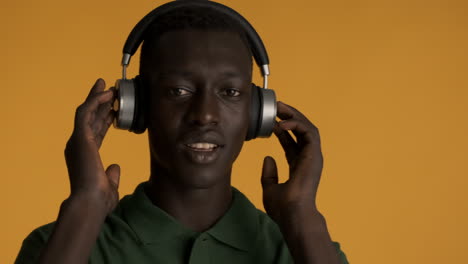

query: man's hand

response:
[35,79,121,264]
[261,101,323,222]
[261,101,341,264]
[64,78,120,215]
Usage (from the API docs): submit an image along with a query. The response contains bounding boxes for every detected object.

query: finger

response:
[279,119,322,163]
[96,87,115,125]
[76,90,114,129]
[95,111,115,149]
[91,87,115,134]
[261,156,278,188]
[92,102,112,132]
[77,90,113,122]
[86,78,106,100]
[105,163,120,189]
[276,101,294,120]
[281,120,323,188]
[276,101,307,121]
[279,119,319,143]
[103,109,115,129]
[276,101,319,143]
[277,101,319,134]
[273,122,299,164]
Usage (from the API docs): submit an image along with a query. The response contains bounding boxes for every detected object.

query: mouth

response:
[179,130,225,164]
[185,142,219,152]
[181,141,224,164]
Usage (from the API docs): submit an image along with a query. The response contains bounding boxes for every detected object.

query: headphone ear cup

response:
[246,83,262,141]
[113,78,136,131]
[129,75,147,134]
[256,87,276,138]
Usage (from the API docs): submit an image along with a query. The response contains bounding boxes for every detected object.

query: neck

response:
[145,165,233,232]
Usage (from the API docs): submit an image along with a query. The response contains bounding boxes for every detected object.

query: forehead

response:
[142,30,252,78]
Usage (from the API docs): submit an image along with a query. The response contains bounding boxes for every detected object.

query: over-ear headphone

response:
[112,0,276,141]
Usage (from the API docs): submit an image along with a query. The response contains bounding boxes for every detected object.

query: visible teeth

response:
[187,143,218,149]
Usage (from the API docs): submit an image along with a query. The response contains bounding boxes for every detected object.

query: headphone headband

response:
[121,0,270,85]
[114,0,276,139]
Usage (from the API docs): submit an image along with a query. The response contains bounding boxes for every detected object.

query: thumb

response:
[261,156,278,188]
[105,164,120,189]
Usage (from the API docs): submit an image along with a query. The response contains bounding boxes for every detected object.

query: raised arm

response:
[261,101,345,264]
[36,78,120,264]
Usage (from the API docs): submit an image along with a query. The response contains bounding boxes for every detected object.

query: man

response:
[15,4,348,264]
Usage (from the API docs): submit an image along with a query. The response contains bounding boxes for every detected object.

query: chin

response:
[173,164,231,189]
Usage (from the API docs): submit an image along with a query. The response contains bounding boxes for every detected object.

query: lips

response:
[179,131,225,164]
[186,142,219,151]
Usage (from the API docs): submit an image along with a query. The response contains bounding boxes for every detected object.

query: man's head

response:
[139,6,254,188]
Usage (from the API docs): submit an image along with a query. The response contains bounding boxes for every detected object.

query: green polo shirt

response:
[15,182,348,263]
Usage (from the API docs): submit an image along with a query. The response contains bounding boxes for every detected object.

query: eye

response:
[223,88,241,97]
[169,87,191,97]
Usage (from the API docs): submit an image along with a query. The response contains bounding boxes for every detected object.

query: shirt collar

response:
[120,181,259,251]
[206,187,259,251]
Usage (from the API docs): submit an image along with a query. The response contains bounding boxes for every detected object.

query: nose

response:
[186,92,220,127]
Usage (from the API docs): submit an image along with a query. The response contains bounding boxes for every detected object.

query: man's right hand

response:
[33,79,120,264]
[64,78,120,215]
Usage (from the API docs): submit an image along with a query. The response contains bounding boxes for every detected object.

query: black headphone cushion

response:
[246,83,262,141]
[130,75,147,134]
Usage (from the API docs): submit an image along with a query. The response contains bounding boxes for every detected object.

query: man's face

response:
[142,30,252,188]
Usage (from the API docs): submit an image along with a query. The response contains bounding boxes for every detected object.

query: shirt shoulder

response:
[14,198,130,264]
[14,221,55,264]
[252,208,294,264]
[253,209,348,264]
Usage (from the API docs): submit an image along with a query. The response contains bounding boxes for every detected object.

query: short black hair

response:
[138,5,253,74]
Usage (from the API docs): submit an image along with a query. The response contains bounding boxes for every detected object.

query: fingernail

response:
[278,121,287,129]
[103,90,113,97]
[97,78,105,85]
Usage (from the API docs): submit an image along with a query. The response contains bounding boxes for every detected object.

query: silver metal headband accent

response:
[121,53,132,80]
[122,53,131,66]
[261,64,270,89]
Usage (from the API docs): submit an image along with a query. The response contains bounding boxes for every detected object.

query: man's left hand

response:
[261,101,323,224]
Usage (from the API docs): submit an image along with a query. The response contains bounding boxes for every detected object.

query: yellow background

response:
[2,0,467,263]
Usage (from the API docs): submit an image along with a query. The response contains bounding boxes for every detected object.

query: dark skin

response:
[142,30,252,232]
[36,30,340,264]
